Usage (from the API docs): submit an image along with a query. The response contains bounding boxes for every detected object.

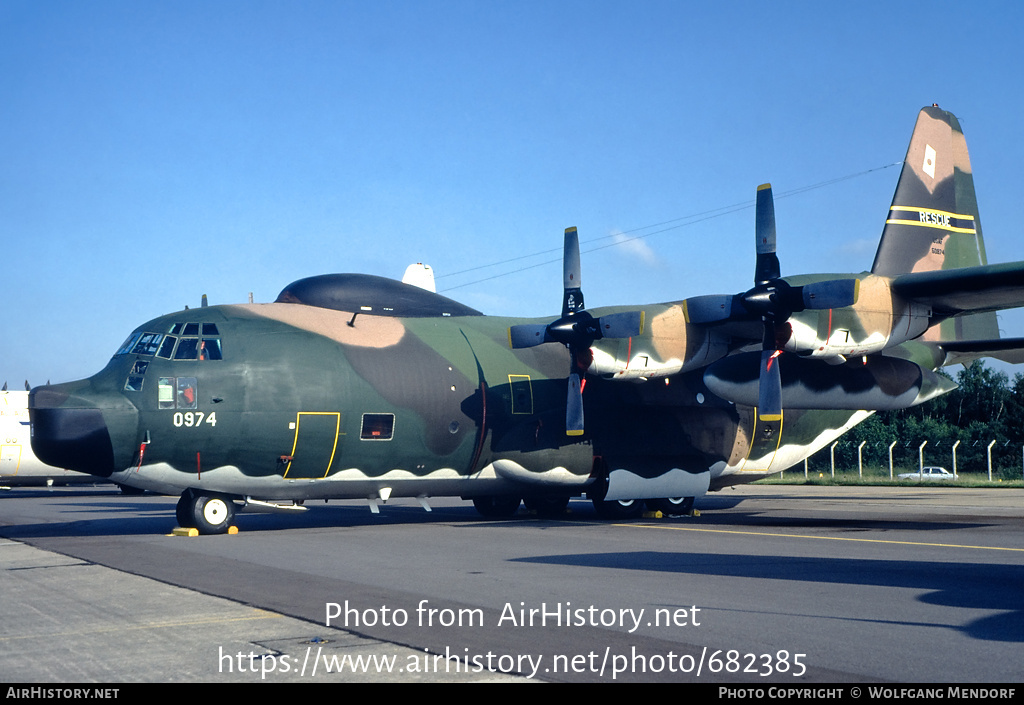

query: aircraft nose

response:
[29,379,139,477]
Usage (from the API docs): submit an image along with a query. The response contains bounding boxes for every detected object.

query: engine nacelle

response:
[784,276,932,360]
[704,352,956,411]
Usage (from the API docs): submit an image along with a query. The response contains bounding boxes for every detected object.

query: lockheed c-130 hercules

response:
[29,106,1024,533]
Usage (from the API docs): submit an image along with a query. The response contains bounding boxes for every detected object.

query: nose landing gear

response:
[175,489,237,534]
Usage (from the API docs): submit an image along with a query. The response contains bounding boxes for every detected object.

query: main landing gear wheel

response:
[591,497,646,520]
[646,497,695,515]
[472,495,521,519]
[176,490,236,534]
[523,494,571,517]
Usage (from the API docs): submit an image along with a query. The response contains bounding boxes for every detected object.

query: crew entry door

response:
[283,412,342,479]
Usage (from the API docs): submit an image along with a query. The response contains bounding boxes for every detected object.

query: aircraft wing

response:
[890,261,1024,317]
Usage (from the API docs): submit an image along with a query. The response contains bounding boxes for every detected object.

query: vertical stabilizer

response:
[872,106,997,340]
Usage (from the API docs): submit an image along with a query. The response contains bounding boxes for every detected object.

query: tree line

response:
[805,360,1024,480]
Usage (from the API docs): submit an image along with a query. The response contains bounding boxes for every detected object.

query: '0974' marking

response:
[173,411,217,428]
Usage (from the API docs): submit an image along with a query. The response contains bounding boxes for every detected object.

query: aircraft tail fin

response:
[872,105,999,342]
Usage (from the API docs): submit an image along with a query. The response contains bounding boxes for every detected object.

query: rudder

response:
[872,106,997,340]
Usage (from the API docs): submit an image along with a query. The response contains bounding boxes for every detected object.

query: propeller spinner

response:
[508,227,644,436]
[686,184,859,421]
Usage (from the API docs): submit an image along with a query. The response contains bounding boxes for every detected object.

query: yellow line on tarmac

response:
[618,523,1024,553]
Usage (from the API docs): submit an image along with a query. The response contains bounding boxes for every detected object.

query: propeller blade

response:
[800,279,860,310]
[508,323,552,349]
[595,310,644,339]
[754,183,780,285]
[566,372,584,436]
[562,227,584,317]
[684,294,744,324]
[758,348,783,422]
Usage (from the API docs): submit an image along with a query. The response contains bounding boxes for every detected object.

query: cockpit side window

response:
[158,323,223,360]
[200,338,222,360]
[115,332,142,356]
[173,338,201,360]
[130,333,163,356]
[156,336,177,359]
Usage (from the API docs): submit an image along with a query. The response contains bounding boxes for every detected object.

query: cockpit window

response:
[173,338,201,360]
[156,336,177,359]
[121,323,223,360]
[130,333,163,356]
[115,332,142,356]
[200,338,222,360]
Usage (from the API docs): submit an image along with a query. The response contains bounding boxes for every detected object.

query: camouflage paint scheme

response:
[28,107,1024,532]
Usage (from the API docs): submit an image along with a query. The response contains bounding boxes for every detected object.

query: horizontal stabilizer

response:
[891,261,1024,317]
[938,337,1024,365]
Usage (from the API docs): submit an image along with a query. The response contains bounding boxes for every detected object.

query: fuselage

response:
[28,279,885,505]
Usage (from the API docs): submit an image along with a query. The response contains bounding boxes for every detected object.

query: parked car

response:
[897,466,956,481]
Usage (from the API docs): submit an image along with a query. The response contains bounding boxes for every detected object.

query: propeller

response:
[508,227,644,436]
[685,184,860,421]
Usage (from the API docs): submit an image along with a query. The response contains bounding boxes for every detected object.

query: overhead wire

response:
[437,161,902,293]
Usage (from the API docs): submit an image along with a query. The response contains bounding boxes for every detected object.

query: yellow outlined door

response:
[1,443,22,477]
[284,412,342,479]
[508,375,534,415]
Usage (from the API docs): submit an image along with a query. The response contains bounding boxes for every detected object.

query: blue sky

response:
[3,1,1024,385]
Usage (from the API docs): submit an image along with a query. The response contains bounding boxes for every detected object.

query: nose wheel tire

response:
[177,490,236,534]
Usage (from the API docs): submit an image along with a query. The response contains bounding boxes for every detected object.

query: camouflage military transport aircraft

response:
[28,106,1024,533]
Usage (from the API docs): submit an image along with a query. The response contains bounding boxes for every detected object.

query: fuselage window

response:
[176,377,198,410]
[202,323,219,336]
[360,413,395,441]
[158,378,175,409]
[183,323,200,336]
[124,361,149,392]
[159,377,200,410]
